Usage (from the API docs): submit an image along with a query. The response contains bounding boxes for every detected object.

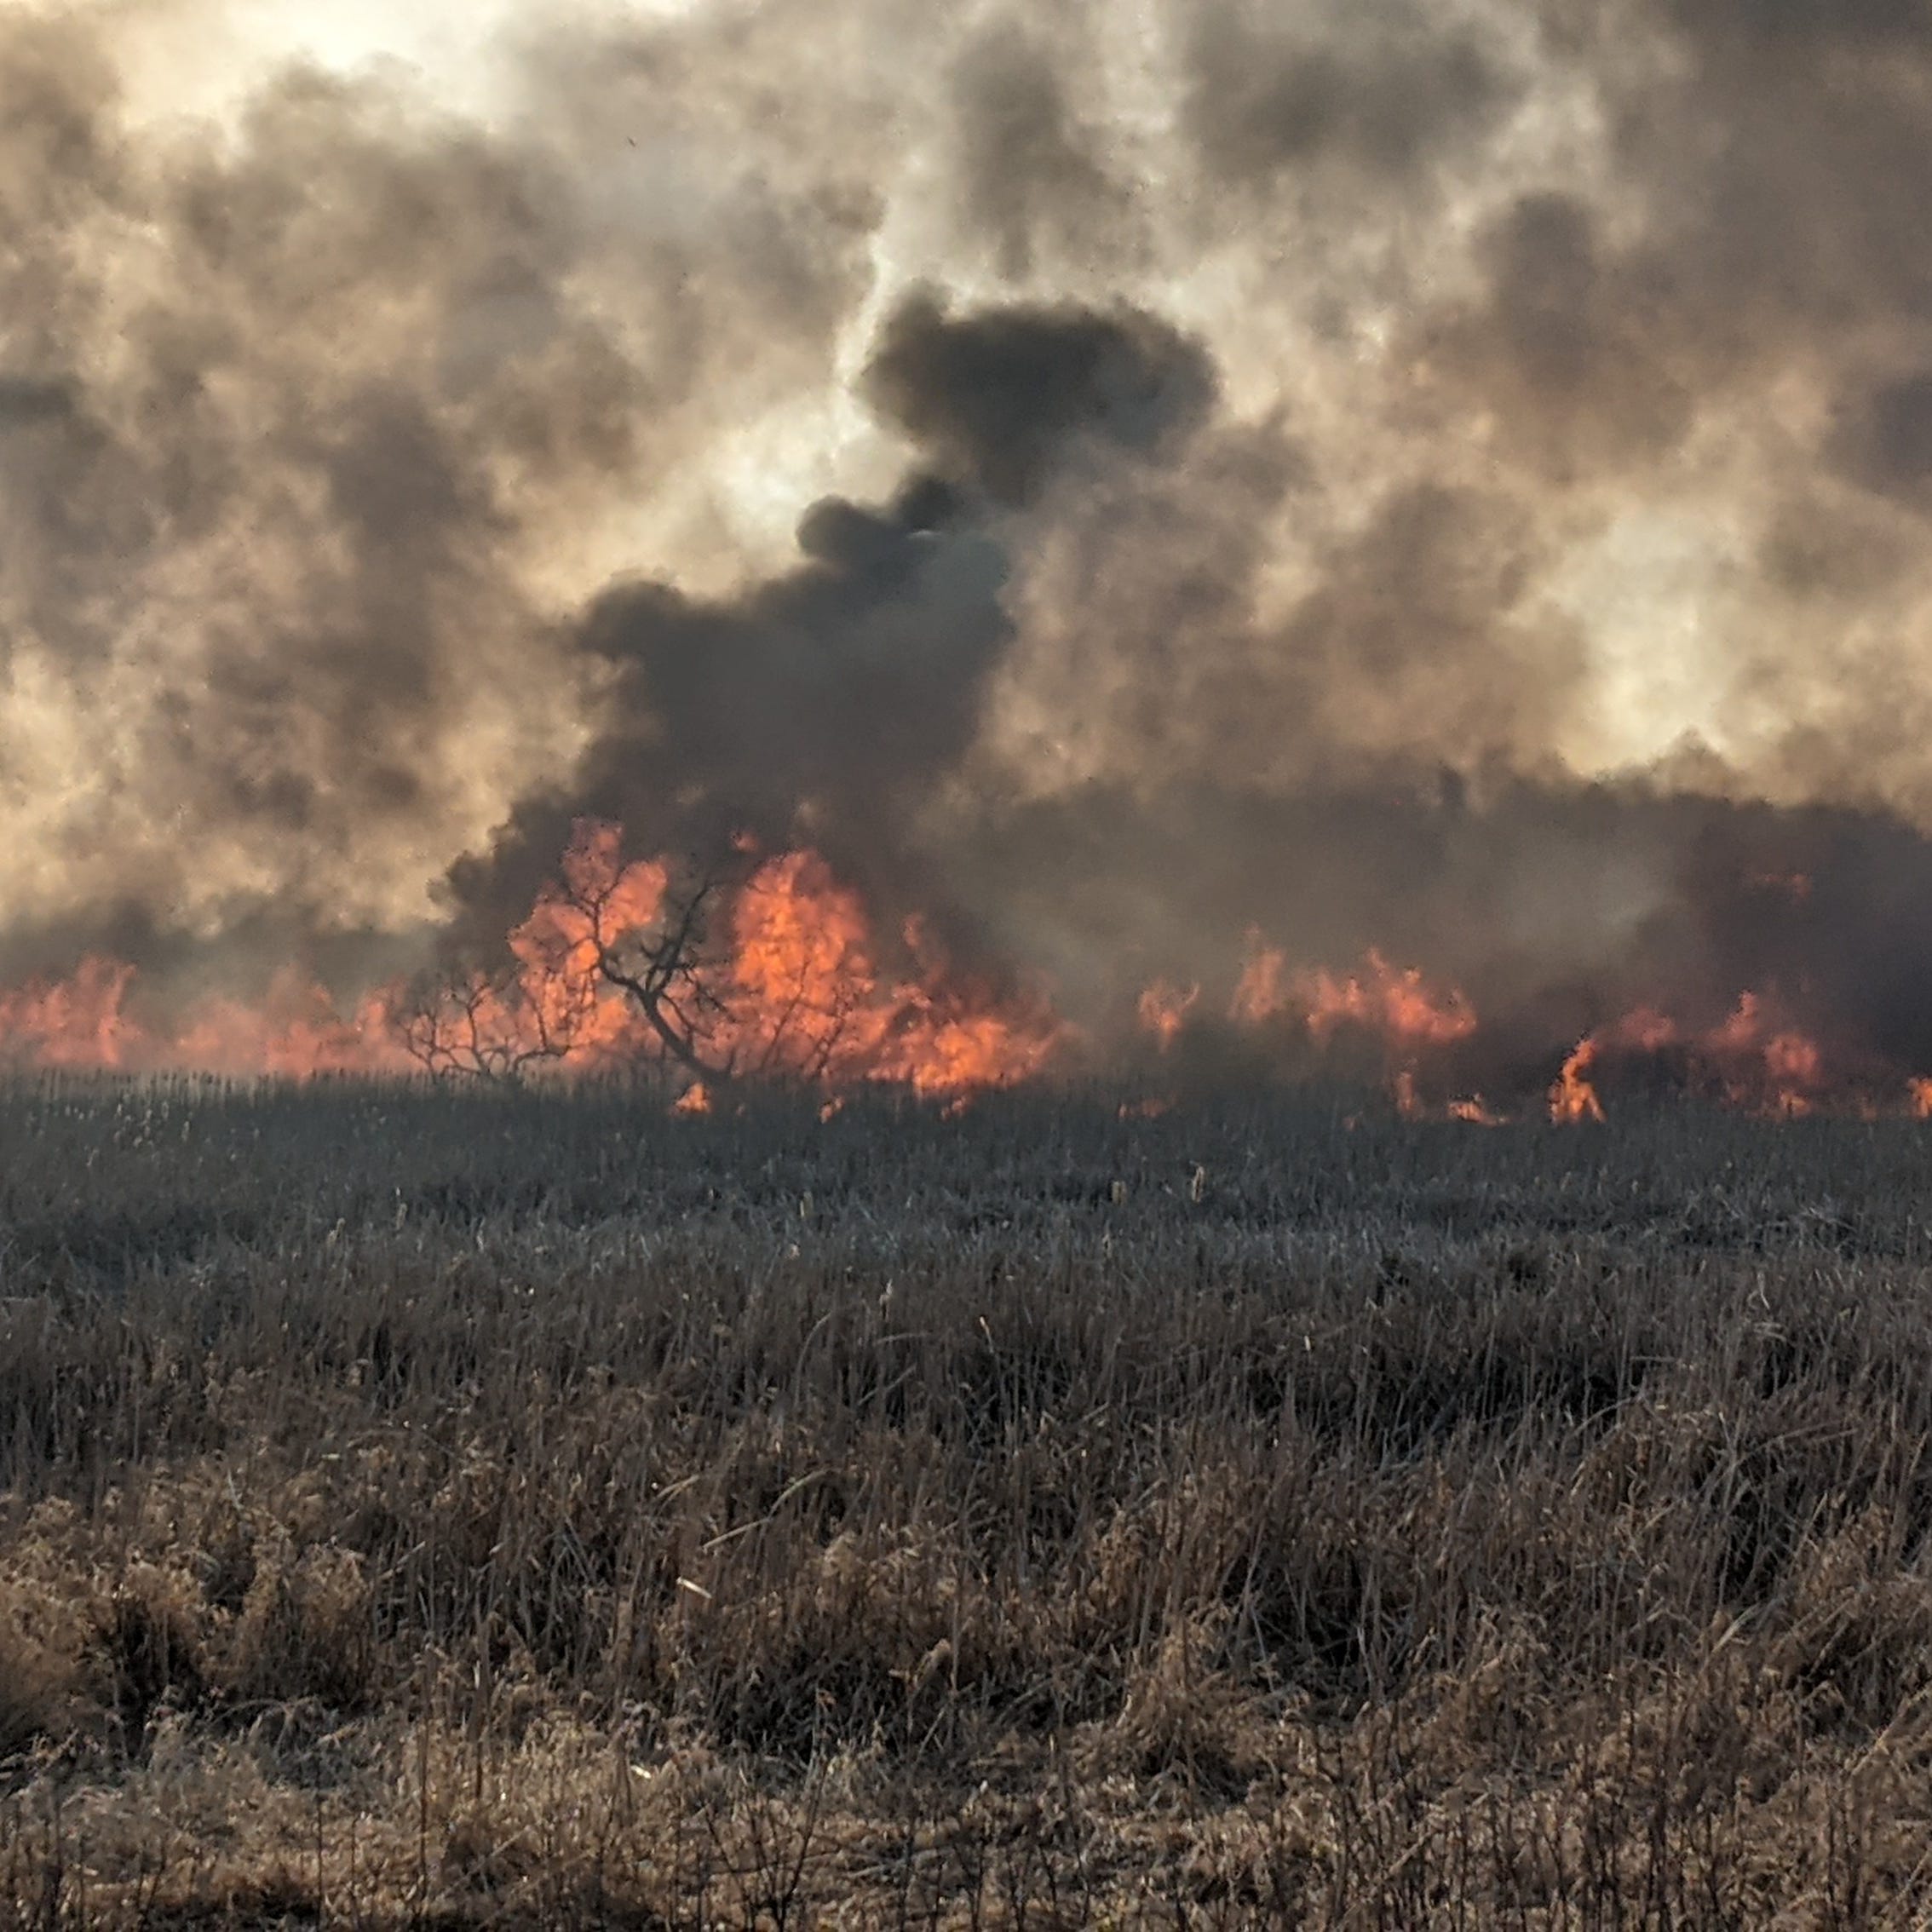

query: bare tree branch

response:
[398,954,595,1084]
[567,858,739,1085]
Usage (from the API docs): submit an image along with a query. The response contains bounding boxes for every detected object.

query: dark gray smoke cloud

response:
[11,0,1932,1094]
[863,291,1219,506]
[451,290,1217,946]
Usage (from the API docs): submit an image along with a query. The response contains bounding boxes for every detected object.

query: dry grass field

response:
[4,1078,1932,1925]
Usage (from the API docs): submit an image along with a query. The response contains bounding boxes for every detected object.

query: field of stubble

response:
[3,1078,1932,1927]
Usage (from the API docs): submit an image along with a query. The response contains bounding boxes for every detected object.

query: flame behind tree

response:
[400,827,671,1081]
[402,824,1060,1099]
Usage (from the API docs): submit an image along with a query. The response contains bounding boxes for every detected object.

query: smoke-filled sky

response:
[10,0,1932,1067]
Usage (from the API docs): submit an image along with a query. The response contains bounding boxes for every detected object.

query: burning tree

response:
[396,956,602,1084]
[400,823,1041,1096]
[548,830,883,1088]
[550,837,738,1084]
[398,825,728,1086]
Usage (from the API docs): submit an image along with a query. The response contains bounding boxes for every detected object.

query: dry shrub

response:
[1094,1610,1270,1793]
[227,1544,377,1711]
[87,1565,209,1753]
[0,1587,76,1762]
[668,1527,998,1751]
[1771,1505,1932,1733]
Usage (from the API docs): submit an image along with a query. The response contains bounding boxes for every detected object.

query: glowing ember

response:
[671,1081,712,1117]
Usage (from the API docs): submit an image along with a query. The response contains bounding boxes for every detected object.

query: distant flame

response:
[1745,869,1813,900]
[1228,938,1288,1026]
[0,957,413,1078]
[1292,949,1478,1118]
[1300,950,1478,1051]
[1549,1038,1607,1124]
[0,831,1928,1121]
[0,957,139,1069]
[1136,980,1199,1052]
[1551,994,1827,1123]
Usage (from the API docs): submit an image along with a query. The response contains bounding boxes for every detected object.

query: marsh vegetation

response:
[2,1080,1930,1924]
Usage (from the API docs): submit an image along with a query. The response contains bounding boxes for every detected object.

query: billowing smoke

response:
[10,0,1932,1099]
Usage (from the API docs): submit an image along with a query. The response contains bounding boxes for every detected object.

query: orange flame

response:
[0,838,1918,1123]
[404,829,1060,1099]
[716,852,1059,1094]
[0,957,417,1078]
[1229,938,1288,1026]
[1705,993,1824,1116]
[0,957,139,1069]
[1136,980,1199,1052]
[0,823,1061,1101]
[1222,935,1485,1115]
[1293,950,1477,1118]
[1300,951,1477,1050]
[1552,995,1828,1123]
[1614,1008,1680,1055]
[1549,1038,1607,1124]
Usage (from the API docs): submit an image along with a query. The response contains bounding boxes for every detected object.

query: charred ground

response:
[2,1082,1931,1924]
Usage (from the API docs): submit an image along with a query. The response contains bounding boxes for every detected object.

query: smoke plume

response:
[9,0,1932,1100]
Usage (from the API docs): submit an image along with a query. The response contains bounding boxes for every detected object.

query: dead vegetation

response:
[3,1077,1932,1924]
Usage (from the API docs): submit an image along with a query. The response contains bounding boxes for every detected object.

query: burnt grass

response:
[4,1079,1932,1925]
